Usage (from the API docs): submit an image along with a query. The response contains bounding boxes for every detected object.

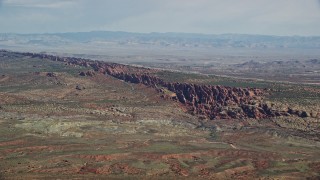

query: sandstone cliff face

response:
[22,52,318,120]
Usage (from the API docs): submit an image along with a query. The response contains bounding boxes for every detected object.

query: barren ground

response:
[0,51,319,179]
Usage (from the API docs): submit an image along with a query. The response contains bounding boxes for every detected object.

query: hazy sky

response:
[0,0,320,36]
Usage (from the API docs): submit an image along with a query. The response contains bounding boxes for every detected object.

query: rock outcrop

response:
[46,72,57,77]
[20,52,318,120]
[79,70,96,77]
[99,71,289,119]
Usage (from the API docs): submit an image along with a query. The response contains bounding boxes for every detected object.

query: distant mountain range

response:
[0,31,320,49]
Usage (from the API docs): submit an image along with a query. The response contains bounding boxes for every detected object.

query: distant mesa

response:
[1,32,320,49]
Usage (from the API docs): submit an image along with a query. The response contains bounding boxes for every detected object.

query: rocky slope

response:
[18,51,318,120]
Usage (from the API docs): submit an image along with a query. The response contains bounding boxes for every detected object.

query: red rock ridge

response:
[20,52,315,119]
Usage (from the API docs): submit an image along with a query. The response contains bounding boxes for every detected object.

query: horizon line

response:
[0,30,319,38]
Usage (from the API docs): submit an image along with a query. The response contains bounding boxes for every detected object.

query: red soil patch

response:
[95,165,112,175]
[193,164,211,177]
[77,153,131,162]
[139,153,162,160]
[162,149,277,162]
[166,159,189,176]
[0,93,27,105]
[82,103,110,110]
[78,165,98,174]
[83,163,143,175]
[253,159,269,169]
[4,145,57,154]
[0,140,25,147]
[162,153,200,160]
[109,163,143,175]
[32,167,79,174]
[206,149,278,160]
[309,162,320,172]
